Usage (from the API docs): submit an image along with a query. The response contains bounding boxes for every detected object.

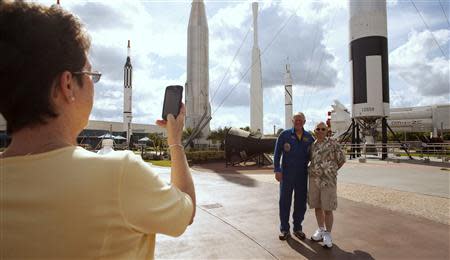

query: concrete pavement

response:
[340,159,450,198]
[153,164,450,260]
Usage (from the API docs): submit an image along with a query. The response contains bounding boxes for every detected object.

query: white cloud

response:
[390,29,450,97]
[30,0,449,135]
[210,106,250,130]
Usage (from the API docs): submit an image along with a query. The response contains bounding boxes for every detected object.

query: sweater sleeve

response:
[119,152,194,237]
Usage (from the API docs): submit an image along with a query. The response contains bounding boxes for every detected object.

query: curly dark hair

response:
[0,2,91,134]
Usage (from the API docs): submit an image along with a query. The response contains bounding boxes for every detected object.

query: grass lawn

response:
[397,153,449,157]
[148,160,171,167]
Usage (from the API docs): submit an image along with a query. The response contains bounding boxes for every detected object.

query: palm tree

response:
[240,126,251,132]
[148,133,166,156]
[182,128,194,142]
[183,128,203,148]
[207,127,230,150]
[207,130,219,144]
[183,128,194,148]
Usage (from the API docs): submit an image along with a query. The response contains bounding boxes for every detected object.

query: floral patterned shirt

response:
[308,138,346,188]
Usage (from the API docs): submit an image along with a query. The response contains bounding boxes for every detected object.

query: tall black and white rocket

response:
[349,0,390,119]
[186,0,211,140]
[284,63,293,129]
[123,40,133,145]
[250,2,263,133]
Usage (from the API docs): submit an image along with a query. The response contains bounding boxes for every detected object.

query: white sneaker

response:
[311,228,325,242]
[322,231,333,248]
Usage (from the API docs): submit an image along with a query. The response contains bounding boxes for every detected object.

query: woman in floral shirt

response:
[308,122,346,248]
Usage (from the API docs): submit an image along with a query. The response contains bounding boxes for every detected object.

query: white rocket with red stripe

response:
[123,40,133,145]
[284,63,293,129]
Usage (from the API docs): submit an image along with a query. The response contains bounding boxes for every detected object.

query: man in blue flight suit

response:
[273,112,314,240]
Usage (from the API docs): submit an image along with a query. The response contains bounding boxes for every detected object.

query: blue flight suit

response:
[273,128,314,233]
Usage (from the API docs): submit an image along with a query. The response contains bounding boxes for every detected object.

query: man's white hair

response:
[292,112,305,120]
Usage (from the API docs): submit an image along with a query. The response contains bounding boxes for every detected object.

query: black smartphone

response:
[162,85,183,120]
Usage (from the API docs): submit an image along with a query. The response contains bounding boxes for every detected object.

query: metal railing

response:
[341,142,450,162]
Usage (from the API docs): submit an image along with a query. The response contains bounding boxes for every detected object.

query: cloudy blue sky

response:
[34,0,449,133]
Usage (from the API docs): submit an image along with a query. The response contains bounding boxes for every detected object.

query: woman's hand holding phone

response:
[156,103,185,146]
[156,102,195,224]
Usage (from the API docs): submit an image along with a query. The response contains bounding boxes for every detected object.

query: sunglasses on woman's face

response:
[316,128,327,131]
[72,70,102,83]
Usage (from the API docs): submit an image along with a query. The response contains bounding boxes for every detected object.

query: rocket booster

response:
[123,40,133,143]
[349,0,390,118]
[186,0,211,139]
[250,2,263,133]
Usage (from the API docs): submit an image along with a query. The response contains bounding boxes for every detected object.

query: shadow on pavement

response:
[287,237,375,260]
[215,173,258,187]
[192,162,264,187]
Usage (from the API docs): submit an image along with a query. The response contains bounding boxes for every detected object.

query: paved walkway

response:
[340,159,450,198]
[153,163,450,260]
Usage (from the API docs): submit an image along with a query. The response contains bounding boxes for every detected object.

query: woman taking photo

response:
[0,2,195,259]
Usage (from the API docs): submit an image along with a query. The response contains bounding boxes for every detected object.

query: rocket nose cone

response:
[252,2,259,12]
[189,0,207,24]
[127,40,131,58]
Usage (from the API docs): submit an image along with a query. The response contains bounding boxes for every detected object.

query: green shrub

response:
[185,150,225,163]
[142,153,163,161]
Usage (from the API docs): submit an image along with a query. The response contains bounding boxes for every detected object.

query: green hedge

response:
[185,150,225,163]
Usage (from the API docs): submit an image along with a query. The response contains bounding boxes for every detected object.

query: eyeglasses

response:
[72,70,102,83]
[316,128,327,131]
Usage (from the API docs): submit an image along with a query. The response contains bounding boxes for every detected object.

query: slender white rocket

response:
[284,63,293,129]
[123,40,133,146]
[250,2,263,133]
[186,0,211,140]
